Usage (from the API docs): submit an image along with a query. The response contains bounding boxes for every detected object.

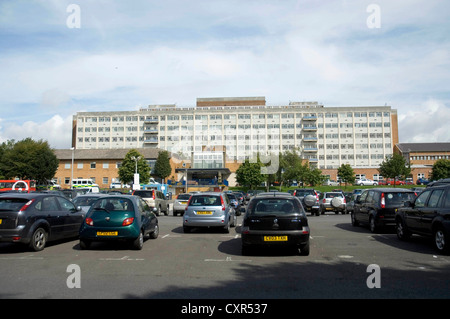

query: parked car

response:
[72,193,109,213]
[241,192,310,256]
[395,184,450,254]
[320,192,346,214]
[293,188,320,216]
[351,188,416,233]
[173,193,191,216]
[132,189,169,216]
[416,178,430,185]
[183,192,236,233]
[346,193,359,215]
[225,193,241,215]
[323,179,339,186]
[0,193,85,251]
[245,190,263,203]
[356,178,378,186]
[426,178,450,188]
[79,195,159,250]
[386,178,405,185]
[233,191,245,205]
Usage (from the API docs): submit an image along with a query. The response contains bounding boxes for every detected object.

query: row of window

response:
[411,155,450,161]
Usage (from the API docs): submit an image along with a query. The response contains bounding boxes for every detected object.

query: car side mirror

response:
[403,201,413,208]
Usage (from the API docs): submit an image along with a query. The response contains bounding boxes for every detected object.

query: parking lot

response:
[0,210,449,300]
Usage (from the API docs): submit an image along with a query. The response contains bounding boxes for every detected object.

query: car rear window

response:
[325,193,343,198]
[93,198,134,212]
[385,192,415,204]
[295,190,314,196]
[189,195,222,206]
[133,191,153,197]
[177,194,191,200]
[0,198,28,211]
[249,198,301,215]
[73,196,100,206]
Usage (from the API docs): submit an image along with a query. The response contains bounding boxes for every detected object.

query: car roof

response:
[361,188,414,192]
[0,192,60,199]
[254,192,294,197]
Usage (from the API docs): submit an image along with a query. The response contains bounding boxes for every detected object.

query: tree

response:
[337,164,355,188]
[153,150,172,183]
[0,138,58,183]
[378,154,411,187]
[304,167,325,187]
[431,159,450,181]
[118,149,150,185]
[236,159,265,189]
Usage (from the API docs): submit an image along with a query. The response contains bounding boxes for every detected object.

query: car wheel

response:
[132,231,144,250]
[164,205,169,216]
[155,206,161,216]
[29,227,47,251]
[434,227,449,254]
[222,220,230,233]
[396,218,410,240]
[183,226,191,233]
[150,224,159,239]
[79,239,91,250]
[369,216,378,233]
[241,244,251,256]
[299,241,310,256]
[351,212,359,226]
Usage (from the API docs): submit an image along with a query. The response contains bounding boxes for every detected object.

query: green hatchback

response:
[79,195,159,250]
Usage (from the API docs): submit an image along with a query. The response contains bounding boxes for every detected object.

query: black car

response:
[241,193,310,256]
[293,188,320,216]
[0,193,85,251]
[351,188,416,233]
[395,184,450,254]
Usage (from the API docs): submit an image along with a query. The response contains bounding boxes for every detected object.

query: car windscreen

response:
[189,195,221,206]
[249,198,301,215]
[0,198,28,211]
[133,191,153,198]
[384,192,416,205]
[73,196,100,207]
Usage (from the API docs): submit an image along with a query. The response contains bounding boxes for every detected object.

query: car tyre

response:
[396,218,410,241]
[299,241,310,256]
[222,221,230,233]
[150,224,159,239]
[79,239,91,250]
[351,212,359,226]
[434,227,449,254]
[29,227,47,251]
[132,231,144,250]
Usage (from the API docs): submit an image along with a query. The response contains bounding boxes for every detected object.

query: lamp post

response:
[131,156,142,190]
[70,147,74,189]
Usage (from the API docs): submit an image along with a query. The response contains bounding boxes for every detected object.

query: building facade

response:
[71,97,398,182]
[395,143,450,182]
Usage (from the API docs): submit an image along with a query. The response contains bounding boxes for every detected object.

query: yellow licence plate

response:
[196,211,213,215]
[0,219,2,225]
[180,201,187,204]
[97,231,118,236]
[264,236,288,242]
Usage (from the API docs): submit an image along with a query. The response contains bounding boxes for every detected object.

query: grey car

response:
[173,193,191,216]
[183,192,236,233]
[132,189,169,216]
[320,192,346,214]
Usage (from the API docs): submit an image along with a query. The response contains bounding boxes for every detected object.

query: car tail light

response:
[343,197,346,204]
[19,199,35,212]
[85,217,94,226]
[221,196,225,211]
[380,193,385,208]
[185,196,192,211]
[293,190,297,196]
[323,198,326,203]
[152,191,155,200]
[122,217,134,226]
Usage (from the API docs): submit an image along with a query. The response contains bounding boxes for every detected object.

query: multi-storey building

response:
[71,97,398,182]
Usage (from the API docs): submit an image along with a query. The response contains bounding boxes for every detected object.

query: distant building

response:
[70,97,399,182]
[394,142,450,181]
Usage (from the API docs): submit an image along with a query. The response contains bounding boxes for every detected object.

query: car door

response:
[360,191,374,224]
[138,198,156,235]
[56,196,84,237]
[419,188,445,235]
[354,191,367,221]
[39,196,65,239]
[404,190,431,232]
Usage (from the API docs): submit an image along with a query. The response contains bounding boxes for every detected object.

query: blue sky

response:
[0,0,449,148]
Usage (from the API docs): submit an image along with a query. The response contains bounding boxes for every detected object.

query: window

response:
[428,190,444,208]
[90,162,96,169]
[102,177,108,184]
[414,190,430,208]
[103,163,109,169]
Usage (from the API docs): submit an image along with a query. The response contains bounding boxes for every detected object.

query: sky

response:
[0,0,449,149]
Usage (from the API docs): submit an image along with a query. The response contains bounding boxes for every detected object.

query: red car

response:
[386,178,405,185]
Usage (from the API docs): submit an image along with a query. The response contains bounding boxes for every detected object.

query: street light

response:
[70,147,74,189]
[131,156,142,190]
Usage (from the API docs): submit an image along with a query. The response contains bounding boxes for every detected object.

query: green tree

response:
[304,167,325,186]
[118,149,150,185]
[378,154,411,187]
[430,159,450,181]
[0,138,58,183]
[236,159,265,189]
[337,164,355,188]
[153,150,172,183]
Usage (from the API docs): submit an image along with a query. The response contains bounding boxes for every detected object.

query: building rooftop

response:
[54,148,168,160]
[396,143,450,153]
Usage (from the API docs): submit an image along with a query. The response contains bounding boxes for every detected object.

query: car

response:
[233,191,245,205]
[72,193,109,213]
[320,192,346,214]
[356,178,378,186]
[386,178,405,185]
[416,178,430,185]
[225,193,241,215]
[395,184,450,254]
[79,195,159,250]
[0,193,85,251]
[426,178,450,188]
[323,179,339,186]
[183,192,236,233]
[293,188,320,216]
[351,188,416,233]
[173,193,191,216]
[241,192,310,256]
[132,189,169,216]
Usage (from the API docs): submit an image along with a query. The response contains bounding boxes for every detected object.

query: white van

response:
[72,179,99,193]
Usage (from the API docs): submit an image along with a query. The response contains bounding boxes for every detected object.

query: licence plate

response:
[0,219,2,225]
[180,201,187,204]
[97,231,118,236]
[196,211,213,215]
[264,236,288,242]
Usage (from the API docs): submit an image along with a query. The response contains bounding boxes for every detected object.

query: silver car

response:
[173,193,191,216]
[320,192,346,214]
[72,193,108,213]
[183,192,236,233]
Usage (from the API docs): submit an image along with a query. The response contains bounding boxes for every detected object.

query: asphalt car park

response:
[0,207,449,300]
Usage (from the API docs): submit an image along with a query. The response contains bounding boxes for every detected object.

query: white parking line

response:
[99,256,144,261]
[204,256,252,262]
